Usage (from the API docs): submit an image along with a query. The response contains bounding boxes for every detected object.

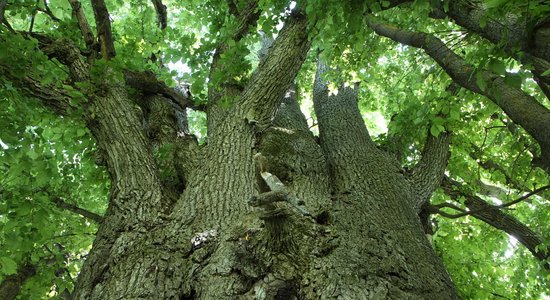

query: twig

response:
[39,0,61,22]
[28,0,40,33]
[53,197,103,222]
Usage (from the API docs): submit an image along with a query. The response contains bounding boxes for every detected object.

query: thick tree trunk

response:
[65,8,458,300]
[306,63,458,299]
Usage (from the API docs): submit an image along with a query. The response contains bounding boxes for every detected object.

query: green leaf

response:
[0,257,18,275]
[430,124,441,137]
[26,149,39,160]
[475,72,487,92]
[488,59,506,76]
[450,108,460,120]
[504,73,522,89]
[541,68,550,77]
[76,128,87,137]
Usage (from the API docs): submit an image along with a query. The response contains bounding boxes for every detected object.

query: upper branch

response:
[90,0,115,59]
[207,0,260,101]
[366,15,550,173]
[437,177,549,261]
[0,64,71,115]
[433,1,550,86]
[407,132,451,212]
[231,0,260,41]
[124,70,196,110]
[68,0,95,51]
[150,0,167,29]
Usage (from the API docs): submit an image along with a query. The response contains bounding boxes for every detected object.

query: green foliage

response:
[0,88,108,297]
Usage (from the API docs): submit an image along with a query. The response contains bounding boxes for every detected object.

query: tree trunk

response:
[26,7,459,300]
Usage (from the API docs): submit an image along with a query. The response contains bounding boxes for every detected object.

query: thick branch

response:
[366,15,550,173]
[68,0,95,50]
[432,1,550,87]
[53,197,103,223]
[150,0,167,29]
[124,70,196,110]
[408,131,451,211]
[242,10,310,128]
[437,177,549,261]
[31,33,90,82]
[90,0,115,59]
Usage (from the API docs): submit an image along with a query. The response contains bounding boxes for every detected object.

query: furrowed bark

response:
[242,10,311,129]
[151,11,314,299]
[366,15,550,173]
[439,177,549,262]
[174,11,310,228]
[310,61,458,298]
[256,83,332,216]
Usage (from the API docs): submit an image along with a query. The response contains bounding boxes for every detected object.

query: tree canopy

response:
[0,0,549,299]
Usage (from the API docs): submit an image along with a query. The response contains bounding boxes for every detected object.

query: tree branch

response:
[242,10,310,129]
[227,0,239,16]
[0,65,71,115]
[90,0,116,59]
[0,0,7,25]
[39,0,61,22]
[366,15,550,173]
[408,131,451,212]
[432,1,550,87]
[469,143,525,190]
[207,0,261,102]
[123,70,204,111]
[435,177,549,261]
[68,0,96,51]
[52,197,103,223]
[28,0,39,33]
[150,0,167,29]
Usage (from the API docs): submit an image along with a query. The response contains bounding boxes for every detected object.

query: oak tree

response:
[1,0,549,299]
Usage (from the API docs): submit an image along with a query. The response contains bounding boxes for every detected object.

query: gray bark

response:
[309,61,458,299]
[408,132,451,212]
